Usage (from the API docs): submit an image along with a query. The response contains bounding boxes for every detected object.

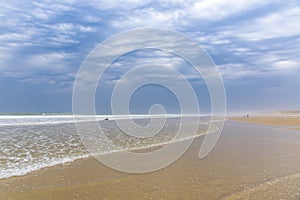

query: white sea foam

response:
[0,115,216,179]
[0,155,89,179]
[0,114,187,127]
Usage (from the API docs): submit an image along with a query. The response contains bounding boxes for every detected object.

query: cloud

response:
[195,34,231,45]
[223,6,300,41]
[44,23,96,34]
[85,0,145,10]
[83,15,102,23]
[109,0,273,30]
[111,7,182,29]
[272,60,299,70]
[0,0,100,87]
[187,0,271,21]
[0,0,299,105]
[25,52,75,69]
[218,63,260,79]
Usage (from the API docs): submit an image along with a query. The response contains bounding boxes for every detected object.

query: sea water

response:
[0,115,213,179]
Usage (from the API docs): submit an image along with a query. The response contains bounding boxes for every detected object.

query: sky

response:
[0,0,300,114]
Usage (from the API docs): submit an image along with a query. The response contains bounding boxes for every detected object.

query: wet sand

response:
[231,116,300,127]
[1,121,300,200]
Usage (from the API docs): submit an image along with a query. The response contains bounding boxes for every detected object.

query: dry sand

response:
[1,119,300,200]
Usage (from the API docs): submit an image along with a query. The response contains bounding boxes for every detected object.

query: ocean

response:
[0,115,214,179]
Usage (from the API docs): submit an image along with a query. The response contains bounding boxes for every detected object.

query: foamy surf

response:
[0,155,89,179]
[0,115,216,179]
[0,115,156,127]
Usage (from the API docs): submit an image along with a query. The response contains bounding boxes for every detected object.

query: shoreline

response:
[0,128,213,181]
[1,119,300,199]
[0,121,218,181]
[230,116,300,127]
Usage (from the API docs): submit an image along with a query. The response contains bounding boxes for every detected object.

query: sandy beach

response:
[2,0,300,199]
[231,116,300,127]
[1,119,300,200]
